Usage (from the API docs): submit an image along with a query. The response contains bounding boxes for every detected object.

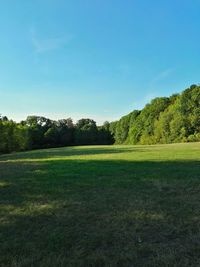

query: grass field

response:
[0,143,200,267]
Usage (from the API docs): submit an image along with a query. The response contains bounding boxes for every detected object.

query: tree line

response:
[1,84,199,153]
[0,116,113,153]
[110,84,200,144]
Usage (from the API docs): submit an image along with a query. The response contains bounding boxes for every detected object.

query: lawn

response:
[0,143,200,267]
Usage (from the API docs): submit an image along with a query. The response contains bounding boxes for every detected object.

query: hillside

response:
[110,84,200,145]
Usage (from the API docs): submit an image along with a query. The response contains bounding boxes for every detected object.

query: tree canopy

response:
[0,116,113,153]
[0,84,199,154]
[110,85,200,145]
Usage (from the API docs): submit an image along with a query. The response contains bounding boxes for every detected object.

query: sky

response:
[0,0,200,124]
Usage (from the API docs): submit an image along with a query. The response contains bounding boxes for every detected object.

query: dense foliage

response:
[0,116,113,153]
[110,84,200,144]
[1,84,199,153]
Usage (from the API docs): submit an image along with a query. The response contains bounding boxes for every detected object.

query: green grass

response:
[0,143,200,267]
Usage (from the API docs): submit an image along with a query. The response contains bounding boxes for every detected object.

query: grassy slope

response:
[0,143,200,267]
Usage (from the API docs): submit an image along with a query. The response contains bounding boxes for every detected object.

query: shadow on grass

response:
[0,158,200,267]
[0,146,147,161]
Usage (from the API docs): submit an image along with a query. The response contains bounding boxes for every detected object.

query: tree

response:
[75,119,98,145]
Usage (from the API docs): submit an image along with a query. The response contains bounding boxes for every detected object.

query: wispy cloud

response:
[151,68,174,83]
[30,28,73,53]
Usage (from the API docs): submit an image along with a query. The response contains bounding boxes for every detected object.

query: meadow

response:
[0,143,200,267]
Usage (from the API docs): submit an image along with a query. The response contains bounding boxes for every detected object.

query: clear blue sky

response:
[0,0,200,124]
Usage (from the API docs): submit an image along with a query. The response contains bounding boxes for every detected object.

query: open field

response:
[0,143,200,267]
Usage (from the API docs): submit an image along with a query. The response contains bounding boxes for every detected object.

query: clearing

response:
[0,143,200,266]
